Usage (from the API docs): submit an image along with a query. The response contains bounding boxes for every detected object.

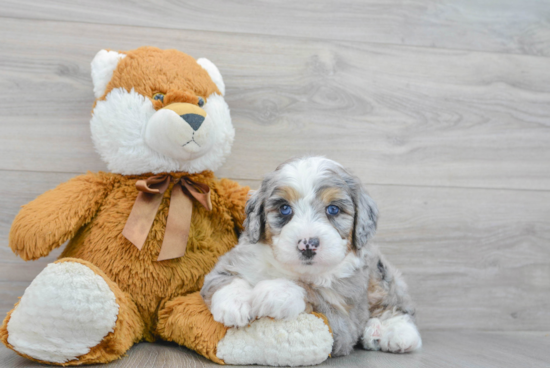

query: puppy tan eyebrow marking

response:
[318,187,346,204]
[272,186,301,203]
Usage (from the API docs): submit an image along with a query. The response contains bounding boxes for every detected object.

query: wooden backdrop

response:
[1,0,549,333]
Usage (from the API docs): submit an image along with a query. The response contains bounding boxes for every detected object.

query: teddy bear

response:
[0,46,333,366]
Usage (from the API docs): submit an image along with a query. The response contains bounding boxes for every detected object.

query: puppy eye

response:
[279,204,293,216]
[326,205,340,216]
[153,93,165,103]
[198,97,205,107]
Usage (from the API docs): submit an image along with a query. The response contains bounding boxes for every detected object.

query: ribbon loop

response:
[182,178,213,211]
[135,175,170,194]
[122,175,212,261]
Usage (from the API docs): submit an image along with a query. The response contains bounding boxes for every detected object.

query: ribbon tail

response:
[157,184,193,261]
[123,191,165,250]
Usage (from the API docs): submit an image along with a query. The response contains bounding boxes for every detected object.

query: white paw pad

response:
[362,315,422,353]
[362,318,383,350]
[217,313,333,366]
[7,262,119,363]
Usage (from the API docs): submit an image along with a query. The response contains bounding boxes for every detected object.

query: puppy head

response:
[244,156,378,274]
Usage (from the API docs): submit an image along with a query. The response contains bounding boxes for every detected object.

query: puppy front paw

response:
[362,315,422,353]
[211,278,253,328]
[251,279,306,320]
[362,318,383,351]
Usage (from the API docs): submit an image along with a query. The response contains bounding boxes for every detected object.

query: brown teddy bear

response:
[0,46,334,366]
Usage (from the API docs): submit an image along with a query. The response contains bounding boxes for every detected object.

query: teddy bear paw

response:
[5,261,119,363]
[216,313,333,366]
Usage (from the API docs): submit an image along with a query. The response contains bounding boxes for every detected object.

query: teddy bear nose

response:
[180,114,205,131]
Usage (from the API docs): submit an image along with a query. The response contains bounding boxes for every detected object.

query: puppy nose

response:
[306,237,320,248]
[298,238,320,258]
[180,114,205,131]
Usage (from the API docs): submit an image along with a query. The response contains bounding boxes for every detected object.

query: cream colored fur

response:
[217,314,333,366]
[91,50,126,99]
[6,262,119,363]
[197,58,226,95]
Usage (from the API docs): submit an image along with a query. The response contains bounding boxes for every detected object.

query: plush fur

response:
[1,258,144,365]
[90,47,234,175]
[0,47,250,365]
[202,157,422,358]
[216,313,333,366]
[1,170,250,365]
[91,50,126,99]
[5,261,119,363]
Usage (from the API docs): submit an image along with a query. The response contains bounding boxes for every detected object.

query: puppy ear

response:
[352,181,378,250]
[244,188,265,243]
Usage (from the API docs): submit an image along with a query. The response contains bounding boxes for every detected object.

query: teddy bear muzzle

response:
[163,103,206,131]
[144,102,215,159]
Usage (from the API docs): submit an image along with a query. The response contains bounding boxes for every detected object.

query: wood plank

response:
[1,1,550,56]
[1,331,549,367]
[1,19,550,191]
[1,171,549,331]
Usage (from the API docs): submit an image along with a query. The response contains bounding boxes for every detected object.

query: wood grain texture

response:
[1,331,550,368]
[1,2,550,365]
[1,1,550,56]
[1,171,549,331]
[1,18,550,190]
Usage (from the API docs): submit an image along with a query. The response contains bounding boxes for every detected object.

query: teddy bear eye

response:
[153,93,164,102]
[198,97,205,107]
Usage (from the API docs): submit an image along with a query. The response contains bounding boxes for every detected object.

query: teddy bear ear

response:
[90,50,126,99]
[196,58,225,96]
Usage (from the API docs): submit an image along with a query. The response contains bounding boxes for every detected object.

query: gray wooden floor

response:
[2,331,550,368]
[1,0,550,367]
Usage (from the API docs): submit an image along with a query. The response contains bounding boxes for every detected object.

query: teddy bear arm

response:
[218,178,250,233]
[9,173,109,261]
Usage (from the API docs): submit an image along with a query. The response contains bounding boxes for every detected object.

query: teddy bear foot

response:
[216,313,333,366]
[1,258,144,365]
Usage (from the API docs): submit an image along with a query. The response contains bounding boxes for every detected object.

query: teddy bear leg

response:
[0,258,145,366]
[157,292,333,366]
[157,291,228,364]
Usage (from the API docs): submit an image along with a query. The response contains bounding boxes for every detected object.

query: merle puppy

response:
[201,156,421,356]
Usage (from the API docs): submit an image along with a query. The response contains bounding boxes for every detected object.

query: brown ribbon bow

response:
[122,175,212,261]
